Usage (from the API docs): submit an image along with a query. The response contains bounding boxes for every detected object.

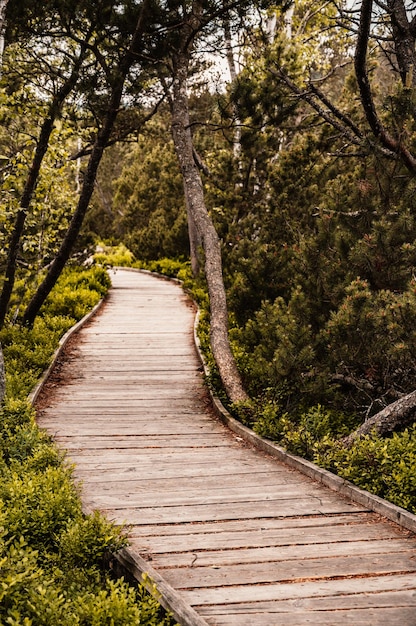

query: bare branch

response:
[354,0,416,174]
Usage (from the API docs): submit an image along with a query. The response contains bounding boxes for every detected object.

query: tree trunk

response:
[343,389,416,446]
[184,189,202,276]
[223,14,238,82]
[0,47,87,329]
[170,38,248,404]
[0,0,8,75]
[223,13,242,160]
[387,0,416,88]
[0,342,5,405]
[22,0,151,327]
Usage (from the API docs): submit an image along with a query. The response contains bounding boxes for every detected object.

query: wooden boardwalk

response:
[36,269,416,625]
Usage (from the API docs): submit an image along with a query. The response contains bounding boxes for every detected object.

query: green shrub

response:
[234,288,316,403]
[134,257,192,280]
[57,511,127,570]
[0,533,73,626]
[316,428,416,513]
[322,278,416,400]
[93,243,135,267]
[1,466,81,554]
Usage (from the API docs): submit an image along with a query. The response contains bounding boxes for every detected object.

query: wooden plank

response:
[54,434,233,449]
[183,573,416,605]
[127,511,395,535]
[199,589,416,616]
[80,481,357,509]
[44,416,231,434]
[67,469,303,488]
[101,497,365,525]
[159,551,416,590]
[71,461,291,480]
[148,539,416,569]
[39,401,216,414]
[52,447,255,462]
[129,522,407,553]
[199,607,416,626]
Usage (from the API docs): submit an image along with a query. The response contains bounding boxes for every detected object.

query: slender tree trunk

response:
[22,1,150,326]
[0,47,87,329]
[0,342,5,405]
[223,14,238,82]
[184,189,202,276]
[0,0,8,75]
[386,0,416,87]
[223,14,241,160]
[170,43,248,404]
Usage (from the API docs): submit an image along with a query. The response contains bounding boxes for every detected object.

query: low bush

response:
[92,243,135,267]
[315,428,416,514]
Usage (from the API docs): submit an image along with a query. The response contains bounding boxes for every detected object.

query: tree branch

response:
[343,388,416,446]
[354,0,416,174]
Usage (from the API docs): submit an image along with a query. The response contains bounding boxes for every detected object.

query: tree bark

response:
[184,188,202,276]
[0,0,8,74]
[22,0,151,327]
[223,13,242,160]
[386,0,416,87]
[169,3,248,404]
[343,389,416,446]
[0,46,87,329]
[0,342,5,405]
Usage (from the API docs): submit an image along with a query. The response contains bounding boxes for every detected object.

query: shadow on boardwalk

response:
[36,269,416,626]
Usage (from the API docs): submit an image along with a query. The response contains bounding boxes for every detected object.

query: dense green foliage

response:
[0,266,176,625]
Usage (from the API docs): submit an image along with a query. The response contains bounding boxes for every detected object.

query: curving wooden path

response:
[36,269,416,625]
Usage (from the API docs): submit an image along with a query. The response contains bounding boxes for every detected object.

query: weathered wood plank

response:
[129,522,408,553]
[54,434,233,449]
[199,589,416,616]
[68,469,305,489]
[198,607,416,626]
[53,446,256,460]
[147,538,416,569]
[80,481,359,509]
[183,573,416,605]
[101,497,366,525]
[159,551,416,589]
[125,511,396,536]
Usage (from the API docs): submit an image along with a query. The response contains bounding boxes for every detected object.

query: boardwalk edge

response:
[193,311,416,534]
[28,297,105,406]
[112,548,210,626]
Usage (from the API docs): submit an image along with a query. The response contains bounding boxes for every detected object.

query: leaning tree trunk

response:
[170,46,248,405]
[342,391,416,447]
[184,187,202,276]
[0,343,5,405]
[343,389,416,447]
[0,45,87,329]
[22,0,150,327]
